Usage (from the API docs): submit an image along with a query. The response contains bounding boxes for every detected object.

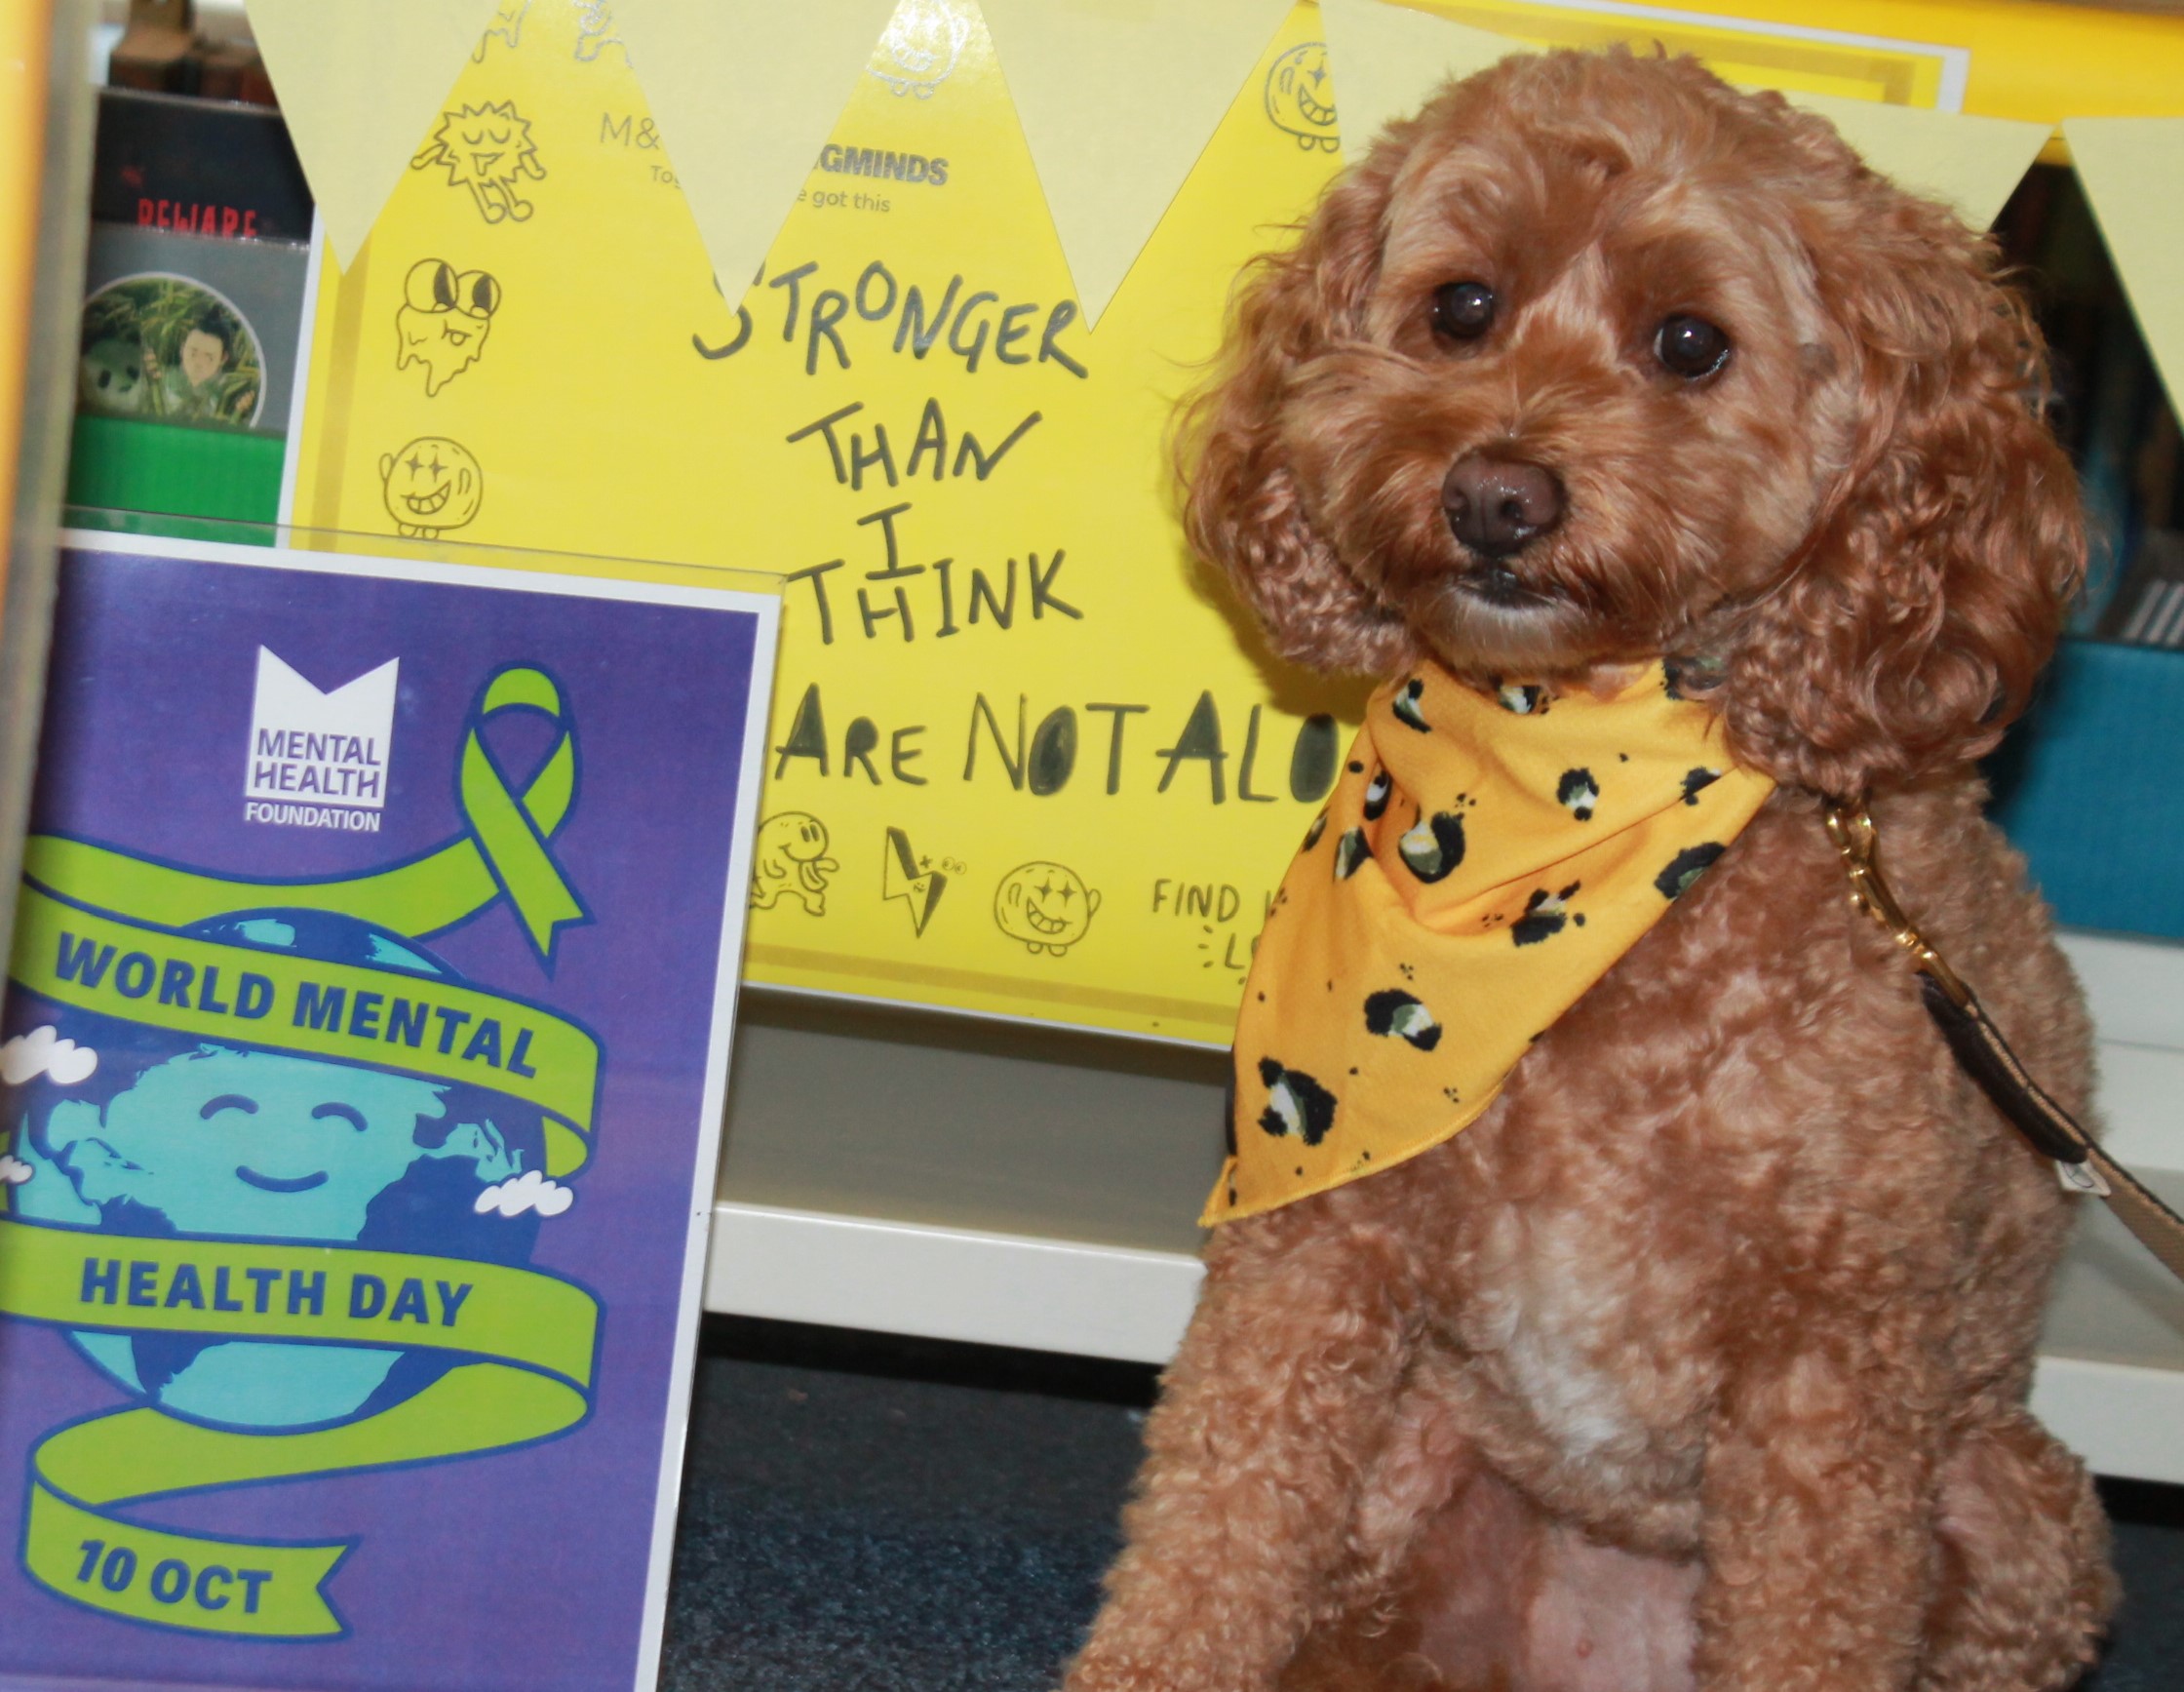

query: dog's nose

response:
[1443,454,1563,558]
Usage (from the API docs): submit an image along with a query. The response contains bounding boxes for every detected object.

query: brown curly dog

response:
[1065,49,2113,1692]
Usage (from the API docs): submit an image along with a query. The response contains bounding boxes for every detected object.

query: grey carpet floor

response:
[659,1318,2182,1691]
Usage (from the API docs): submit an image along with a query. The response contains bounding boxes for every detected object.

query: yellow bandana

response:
[1207,661,1774,1225]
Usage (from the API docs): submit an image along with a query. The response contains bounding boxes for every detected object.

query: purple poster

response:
[0,532,778,1690]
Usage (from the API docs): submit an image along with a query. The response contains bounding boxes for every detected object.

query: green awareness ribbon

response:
[0,1219,597,1637]
[24,664,588,968]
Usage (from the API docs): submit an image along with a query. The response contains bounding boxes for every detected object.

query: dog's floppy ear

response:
[1180,136,1419,675]
[1722,159,2084,798]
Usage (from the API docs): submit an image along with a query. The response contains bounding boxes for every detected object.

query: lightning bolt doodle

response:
[881,827,948,936]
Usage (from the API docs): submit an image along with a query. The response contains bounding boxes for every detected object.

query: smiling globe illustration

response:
[3,910,550,1432]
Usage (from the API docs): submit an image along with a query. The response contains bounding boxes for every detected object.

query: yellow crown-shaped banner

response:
[247,0,2184,413]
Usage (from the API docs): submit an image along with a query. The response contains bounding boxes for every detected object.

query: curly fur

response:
[1071,50,2112,1692]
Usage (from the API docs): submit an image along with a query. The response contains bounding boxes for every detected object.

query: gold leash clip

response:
[1821,802,1971,1009]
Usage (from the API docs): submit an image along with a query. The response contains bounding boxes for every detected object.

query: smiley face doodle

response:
[378,437,485,537]
[994,862,1101,957]
[410,99,546,224]
[750,812,839,916]
[1265,42,1339,152]
[871,0,972,98]
[397,259,502,395]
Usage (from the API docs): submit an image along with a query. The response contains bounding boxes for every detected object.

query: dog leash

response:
[1824,804,2184,1285]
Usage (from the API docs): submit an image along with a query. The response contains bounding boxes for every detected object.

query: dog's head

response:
[1185,50,2082,796]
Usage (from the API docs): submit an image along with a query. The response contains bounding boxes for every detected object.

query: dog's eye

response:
[1431,281,1497,341]
[1656,315,1731,379]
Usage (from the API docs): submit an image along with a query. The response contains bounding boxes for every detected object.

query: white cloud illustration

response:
[1,1026,98,1086]
[474,1168,573,1219]
[0,1155,31,1186]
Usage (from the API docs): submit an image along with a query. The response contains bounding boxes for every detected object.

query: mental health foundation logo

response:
[0,664,601,1639]
[244,648,400,834]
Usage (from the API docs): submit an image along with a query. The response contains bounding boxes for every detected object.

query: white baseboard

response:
[704,928,2184,1481]
[2031,1354,2184,1486]
[705,1200,1203,1366]
[705,1200,2184,1483]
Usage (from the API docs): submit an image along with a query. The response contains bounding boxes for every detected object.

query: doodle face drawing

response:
[994,862,1101,957]
[1266,42,1339,152]
[379,437,485,537]
[411,100,547,224]
[397,258,502,395]
[872,0,972,98]
[750,813,839,916]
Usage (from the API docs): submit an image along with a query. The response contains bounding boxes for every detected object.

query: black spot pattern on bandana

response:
[1556,767,1598,821]
[1681,767,1720,806]
[1396,811,1466,883]
[1490,679,1548,715]
[1511,882,1581,946]
[1363,988,1442,1050]
[1257,1057,1337,1146]
[1302,811,1328,851]
[1362,767,1393,821]
[1655,843,1726,899]
[1334,828,1371,880]
[1391,678,1431,731]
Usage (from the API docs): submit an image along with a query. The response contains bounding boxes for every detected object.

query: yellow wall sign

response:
[288,0,2184,1046]
[294,0,1356,1043]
